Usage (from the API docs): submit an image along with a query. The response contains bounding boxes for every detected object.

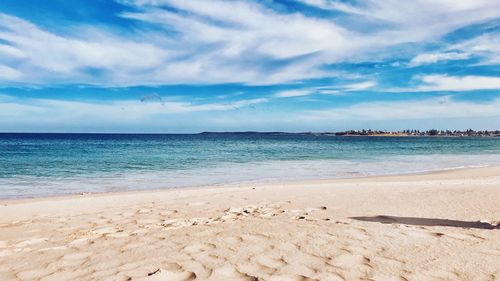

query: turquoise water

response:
[1,133,500,198]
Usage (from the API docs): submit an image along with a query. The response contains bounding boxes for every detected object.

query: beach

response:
[3,0,500,280]
[0,166,499,281]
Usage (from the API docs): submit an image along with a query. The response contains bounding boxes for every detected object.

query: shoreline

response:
[0,164,496,204]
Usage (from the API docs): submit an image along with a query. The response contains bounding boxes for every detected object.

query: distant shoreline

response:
[1,130,499,137]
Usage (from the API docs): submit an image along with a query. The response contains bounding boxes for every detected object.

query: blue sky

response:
[1,0,500,132]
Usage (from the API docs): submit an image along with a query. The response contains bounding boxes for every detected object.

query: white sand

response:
[0,167,499,281]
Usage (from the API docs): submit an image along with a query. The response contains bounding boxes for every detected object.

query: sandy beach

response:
[0,167,499,281]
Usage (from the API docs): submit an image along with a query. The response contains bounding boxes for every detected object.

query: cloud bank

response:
[0,0,498,86]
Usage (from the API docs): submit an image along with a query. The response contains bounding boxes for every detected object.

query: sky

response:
[0,0,500,133]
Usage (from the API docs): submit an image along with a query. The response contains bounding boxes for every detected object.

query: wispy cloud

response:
[416,75,500,91]
[406,32,500,67]
[299,0,500,38]
[0,94,275,132]
[0,13,169,84]
[385,75,500,92]
[451,32,500,65]
[275,80,376,98]
[0,65,21,80]
[118,0,354,85]
[341,81,376,91]
[0,0,498,86]
[409,52,470,67]
[275,89,315,98]
[305,96,500,121]
[0,96,269,123]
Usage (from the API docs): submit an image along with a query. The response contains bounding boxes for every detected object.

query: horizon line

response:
[1,130,500,135]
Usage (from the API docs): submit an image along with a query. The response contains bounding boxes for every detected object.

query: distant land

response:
[200,129,500,137]
[1,130,499,136]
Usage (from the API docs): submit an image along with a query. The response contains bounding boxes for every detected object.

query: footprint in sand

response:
[94,227,117,235]
[14,237,48,248]
[304,206,327,213]
[62,251,92,261]
[16,268,54,280]
[38,245,68,252]
[137,208,152,214]
[210,264,257,280]
[267,275,321,281]
[221,236,244,247]
[68,237,91,246]
[0,249,13,257]
[183,242,216,254]
[444,232,485,241]
[134,268,196,281]
[106,231,130,238]
[480,249,500,257]
[188,202,208,206]
[237,260,275,276]
[223,205,286,220]
[331,253,371,269]
[252,254,287,269]
[131,229,149,236]
[0,240,8,248]
[137,218,162,225]
[407,270,460,280]
[159,210,178,216]
[371,255,405,269]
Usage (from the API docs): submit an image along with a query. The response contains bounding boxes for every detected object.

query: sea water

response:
[1,133,500,198]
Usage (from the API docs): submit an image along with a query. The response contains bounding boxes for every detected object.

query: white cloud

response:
[121,0,351,59]
[0,97,269,124]
[417,75,500,91]
[409,52,470,66]
[118,0,357,84]
[0,1,499,86]
[305,96,500,121]
[298,0,364,14]
[452,33,500,65]
[125,0,500,81]
[307,0,500,69]
[275,89,315,98]
[0,44,25,59]
[0,96,273,132]
[2,93,499,132]
[342,81,376,91]
[385,75,500,92]
[0,8,346,85]
[298,0,500,73]
[89,0,500,86]
[318,89,341,95]
[406,32,500,67]
[0,65,22,80]
[0,13,169,84]
[300,0,500,40]
[276,80,376,98]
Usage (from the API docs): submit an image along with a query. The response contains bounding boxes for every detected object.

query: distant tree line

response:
[335,129,500,137]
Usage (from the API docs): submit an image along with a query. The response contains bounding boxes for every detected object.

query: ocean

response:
[1,133,500,199]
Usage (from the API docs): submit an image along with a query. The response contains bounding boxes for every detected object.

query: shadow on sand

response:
[351,215,499,230]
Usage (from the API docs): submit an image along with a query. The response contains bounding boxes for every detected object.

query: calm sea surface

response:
[1,133,500,199]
